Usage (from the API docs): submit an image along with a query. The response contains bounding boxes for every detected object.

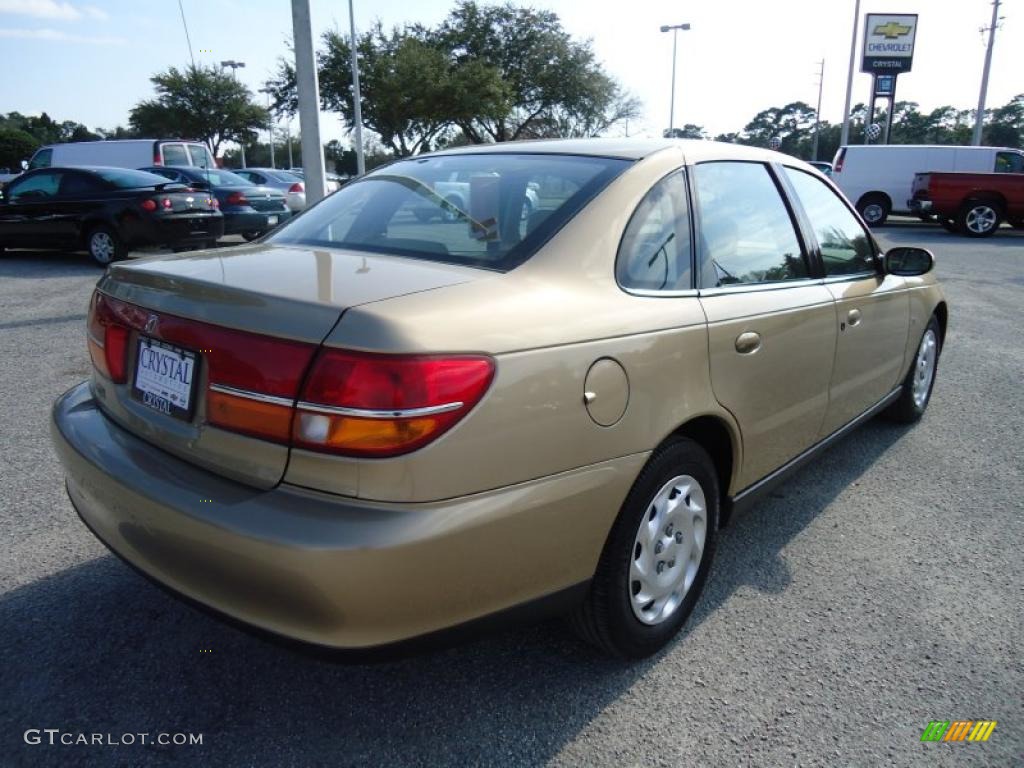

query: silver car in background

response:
[234,168,307,212]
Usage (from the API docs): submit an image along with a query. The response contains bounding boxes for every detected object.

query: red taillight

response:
[140,199,157,212]
[210,197,219,209]
[834,148,846,173]
[226,191,247,206]
[161,197,173,210]
[292,350,495,457]
[153,149,162,165]
[288,182,304,194]
[87,292,130,383]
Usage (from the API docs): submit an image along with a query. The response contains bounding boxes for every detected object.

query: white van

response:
[830,144,1024,225]
[26,139,217,172]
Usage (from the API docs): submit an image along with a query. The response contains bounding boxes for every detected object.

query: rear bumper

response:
[123,213,224,247]
[222,209,292,235]
[51,382,645,649]
[907,198,933,213]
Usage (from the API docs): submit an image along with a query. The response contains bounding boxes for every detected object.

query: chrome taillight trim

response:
[209,383,295,408]
[295,401,465,419]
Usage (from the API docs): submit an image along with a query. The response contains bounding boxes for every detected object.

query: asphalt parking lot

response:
[1,223,1022,767]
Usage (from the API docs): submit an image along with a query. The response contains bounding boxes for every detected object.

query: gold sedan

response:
[51,139,947,658]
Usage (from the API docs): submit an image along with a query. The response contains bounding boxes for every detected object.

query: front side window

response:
[9,171,62,201]
[994,151,1024,174]
[617,171,691,291]
[27,148,52,170]
[269,153,630,271]
[161,143,189,166]
[784,167,875,276]
[694,162,807,287]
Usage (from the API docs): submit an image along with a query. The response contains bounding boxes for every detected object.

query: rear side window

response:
[161,143,189,166]
[269,153,630,271]
[694,162,807,287]
[783,167,875,276]
[58,172,107,197]
[617,171,691,291]
[95,168,175,189]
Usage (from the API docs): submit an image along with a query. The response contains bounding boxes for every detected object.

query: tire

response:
[938,217,959,234]
[241,231,263,242]
[957,200,1002,238]
[857,194,890,227]
[85,225,126,266]
[885,315,941,424]
[570,438,719,658]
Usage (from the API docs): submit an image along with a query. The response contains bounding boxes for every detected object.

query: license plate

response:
[267,215,278,226]
[131,337,198,421]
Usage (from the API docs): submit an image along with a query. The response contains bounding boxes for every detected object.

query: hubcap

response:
[912,329,937,408]
[90,232,114,264]
[629,474,707,626]
[966,205,997,234]
[863,203,883,223]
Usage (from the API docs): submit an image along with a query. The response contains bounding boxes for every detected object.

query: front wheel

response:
[570,438,719,658]
[86,225,126,266]
[957,200,1002,238]
[885,315,941,423]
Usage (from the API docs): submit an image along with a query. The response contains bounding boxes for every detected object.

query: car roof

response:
[420,137,796,165]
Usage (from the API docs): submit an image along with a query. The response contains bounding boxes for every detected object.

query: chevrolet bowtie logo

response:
[874,21,912,39]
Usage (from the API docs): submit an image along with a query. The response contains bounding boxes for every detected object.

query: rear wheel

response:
[857,194,890,227]
[957,200,1002,238]
[85,225,125,267]
[885,315,941,423]
[570,438,718,658]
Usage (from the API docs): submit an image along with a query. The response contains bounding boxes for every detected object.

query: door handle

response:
[735,331,761,354]
[847,308,862,327]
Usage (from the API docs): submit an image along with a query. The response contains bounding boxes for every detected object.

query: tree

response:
[984,94,1023,148]
[0,127,38,170]
[439,1,638,142]
[664,125,706,139]
[742,101,818,155]
[129,65,268,156]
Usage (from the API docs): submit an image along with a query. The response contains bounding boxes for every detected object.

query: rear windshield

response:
[182,169,251,186]
[95,168,178,189]
[268,153,631,271]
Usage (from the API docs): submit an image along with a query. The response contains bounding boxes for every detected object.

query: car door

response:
[54,171,109,247]
[0,170,65,247]
[694,161,837,489]
[781,166,909,436]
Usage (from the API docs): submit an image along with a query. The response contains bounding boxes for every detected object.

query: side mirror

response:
[20,159,28,171]
[885,246,934,277]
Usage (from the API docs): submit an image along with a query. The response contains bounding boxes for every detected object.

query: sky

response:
[0,0,1021,151]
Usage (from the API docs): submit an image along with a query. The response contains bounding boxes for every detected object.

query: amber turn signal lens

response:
[207,390,294,443]
[293,412,441,456]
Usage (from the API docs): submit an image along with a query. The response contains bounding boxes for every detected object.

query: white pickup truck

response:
[415,172,540,222]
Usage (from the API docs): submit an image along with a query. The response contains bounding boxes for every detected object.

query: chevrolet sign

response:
[861,13,918,74]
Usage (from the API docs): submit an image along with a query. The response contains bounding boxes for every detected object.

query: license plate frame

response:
[131,336,198,422]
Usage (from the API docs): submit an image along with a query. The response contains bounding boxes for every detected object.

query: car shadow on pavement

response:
[0,420,908,767]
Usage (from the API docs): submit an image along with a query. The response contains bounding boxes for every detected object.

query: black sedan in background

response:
[0,167,223,265]
[141,166,292,241]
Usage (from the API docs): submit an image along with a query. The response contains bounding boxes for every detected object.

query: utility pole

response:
[812,59,825,161]
[840,0,861,146]
[973,0,1002,145]
[221,60,247,167]
[348,0,365,175]
[291,0,327,203]
[660,23,691,136]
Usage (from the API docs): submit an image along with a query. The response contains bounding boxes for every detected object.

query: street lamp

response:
[258,87,276,168]
[660,23,691,136]
[221,59,247,167]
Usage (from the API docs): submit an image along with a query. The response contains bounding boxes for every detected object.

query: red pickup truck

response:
[909,171,1024,237]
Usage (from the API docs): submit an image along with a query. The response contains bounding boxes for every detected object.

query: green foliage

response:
[0,127,39,170]
[665,125,707,140]
[129,65,268,155]
[0,111,99,145]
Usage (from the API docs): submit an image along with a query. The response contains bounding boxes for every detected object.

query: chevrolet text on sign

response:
[862,13,918,73]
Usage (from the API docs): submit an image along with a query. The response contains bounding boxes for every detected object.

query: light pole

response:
[348,0,365,175]
[221,59,247,167]
[259,87,276,168]
[840,0,861,146]
[660,23,691,136]
[291,0,327,202]
[812,59,825,161]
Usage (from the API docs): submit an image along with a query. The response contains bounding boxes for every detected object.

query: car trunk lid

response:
[88,244,481,488]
